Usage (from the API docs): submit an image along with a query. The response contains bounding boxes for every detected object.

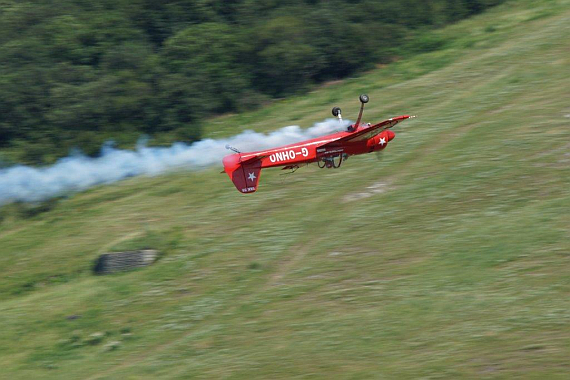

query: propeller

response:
[372,116,415,161]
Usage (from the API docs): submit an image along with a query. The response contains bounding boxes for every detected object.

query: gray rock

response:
[93,250,159,274]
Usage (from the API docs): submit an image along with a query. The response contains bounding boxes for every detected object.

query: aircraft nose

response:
[387,130,395,141]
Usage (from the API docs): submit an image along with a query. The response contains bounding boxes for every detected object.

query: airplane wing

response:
[324,115,412,146]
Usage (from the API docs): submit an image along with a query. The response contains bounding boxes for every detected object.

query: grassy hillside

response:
[1,0,570,378]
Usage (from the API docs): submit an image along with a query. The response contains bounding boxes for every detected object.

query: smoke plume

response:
[0,119,350,205]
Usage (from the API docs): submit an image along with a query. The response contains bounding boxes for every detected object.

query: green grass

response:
[1,0,570,378]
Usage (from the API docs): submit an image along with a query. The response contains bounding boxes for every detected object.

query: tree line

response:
[0,0,504,163]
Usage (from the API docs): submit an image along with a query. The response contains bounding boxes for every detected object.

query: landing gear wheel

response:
[332,107,341,117]
[359,94,369,104]
[332,154,343,168]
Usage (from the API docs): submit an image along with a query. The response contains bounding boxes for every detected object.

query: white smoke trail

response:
[0,118,350,205]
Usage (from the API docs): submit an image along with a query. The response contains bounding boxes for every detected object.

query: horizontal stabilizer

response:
[222,153,262,193]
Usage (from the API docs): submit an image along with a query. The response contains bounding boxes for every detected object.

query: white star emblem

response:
[379,137,386,146]
[248,172,256,182]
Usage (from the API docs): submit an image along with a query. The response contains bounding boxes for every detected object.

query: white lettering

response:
[270,149,309,163]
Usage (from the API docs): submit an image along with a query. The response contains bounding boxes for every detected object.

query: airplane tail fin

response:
[222,154,262,194]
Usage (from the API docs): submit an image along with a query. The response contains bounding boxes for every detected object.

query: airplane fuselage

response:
[224,125,396,171]
[222,108,411,193]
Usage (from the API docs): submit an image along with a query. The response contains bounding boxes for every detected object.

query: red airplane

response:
[222,94,413,193]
